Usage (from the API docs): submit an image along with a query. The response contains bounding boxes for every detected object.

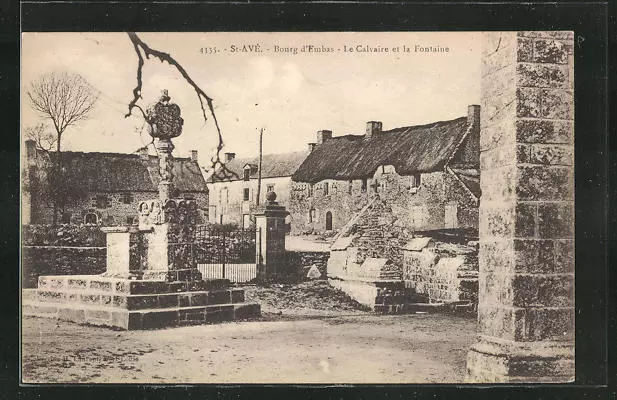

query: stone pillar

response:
[101,226,147,278]
[155,138,175,202]
[466,32,574,382]
[254,192,288,277]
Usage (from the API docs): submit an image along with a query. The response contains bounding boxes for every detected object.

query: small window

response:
[348,180,353,194]
[373,179,379,193]
[361,179,368,192]
[121,192,133,204]
[126,216,135,225]
[84,213,98,224]
[243,188,250,201]
[267,184,274,193]
[309,208,316,223]
[61,212,71,224]
[243,169,250,181]
[323,182,329,196]
[308,184,313,197]
[96,195,109,208]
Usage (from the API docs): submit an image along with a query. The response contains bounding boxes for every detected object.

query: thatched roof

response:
[42,151,207,192]
[208,151,308,183]
[292,117,471,183]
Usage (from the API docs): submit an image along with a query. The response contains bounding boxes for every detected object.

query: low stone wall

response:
[284,251,330,280]
[402,237,478,304]
[21,246,106,288]
[22,224,106,247]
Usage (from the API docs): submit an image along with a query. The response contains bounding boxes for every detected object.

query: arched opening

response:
[325,211,333,231]
[84,213,98,225]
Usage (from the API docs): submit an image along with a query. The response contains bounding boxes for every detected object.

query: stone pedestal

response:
[253,192,288,277]
[466,31,574,382]
[22,90,261,329]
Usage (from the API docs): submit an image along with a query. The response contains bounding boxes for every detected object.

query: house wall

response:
[31,190,208,226]
[290,168,478,235]
[207,176,292,226]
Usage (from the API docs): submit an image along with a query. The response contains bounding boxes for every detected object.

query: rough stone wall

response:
[402,239,478,304]
[33,190,208,226]
[285,251,330,279]
[467,31,574,382]
[290,169,478,235]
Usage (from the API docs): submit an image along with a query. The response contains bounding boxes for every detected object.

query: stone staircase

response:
[22,275,260,330]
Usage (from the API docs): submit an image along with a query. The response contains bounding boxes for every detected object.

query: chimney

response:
[138,146,149,160]
[25,139,36,159]
[190,150,198,162]
[365,121,382,139]
[467,104,480,128]
[224,152,235,163]
[307,143,317,152]
[316,130,332,145]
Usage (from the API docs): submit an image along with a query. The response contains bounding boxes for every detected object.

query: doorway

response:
[325,211,333,231]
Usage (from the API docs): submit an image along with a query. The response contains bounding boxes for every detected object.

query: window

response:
[323,182,329,195]
[361,179,368,192]
[267,184,275,193]
[243,188,250,201]
[61,212,71,224]
[348,180,353,194]
[126,216,135,225]
[373,179,379,193]
[243,169,250,181]
[411,173,421,188]
[325,211,333,231]
[308,184,313,197]
[121,192,133,204]
[309,208,316,223]
[84,213,98,224]
[96,195,109,208]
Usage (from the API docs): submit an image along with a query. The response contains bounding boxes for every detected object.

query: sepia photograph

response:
[20,31,575,384]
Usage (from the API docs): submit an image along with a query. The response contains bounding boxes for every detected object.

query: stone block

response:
[516,87,540,117]
[101,294,113,306]
[89,280,113,292]
[67,278,88,289]
[142,310,176,329]
[513,239,561,274]
[190,293,208,306]
[38,290,65,302]
[178,293,191,307]
[516,38,533,62]
[111,311,130,330]
[479,240,514,273]
[208,290,231,305]
[517,63,569,89]
[533,39,569,64]
[479,166,516,202]
[112,295,127,308]
[58,307,86,323]
[529,144,573,166]
[80,293,100,305]
[477,306,516,341]
[231,289,245,303]
[511,274,574,307]
[516,119,573,144]
[157,293,179,308]
[126,295,159,310]
[220,304,235,321]
[538,202,574,238]
[478,272,513,307]
[540,89,573,119]
[513,307,575,342]
[480,204,514,237]
[514,202,537,237]
[554,240,575,273]
[234,303,260,319]
[85,309,112,322]
[516,166,573,201]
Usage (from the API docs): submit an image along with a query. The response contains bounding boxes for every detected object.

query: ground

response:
[21,281,477,384]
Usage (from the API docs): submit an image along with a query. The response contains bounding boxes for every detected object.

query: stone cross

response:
[146,89,184,203]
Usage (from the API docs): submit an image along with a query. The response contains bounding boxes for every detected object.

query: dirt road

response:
[22,312,476,384]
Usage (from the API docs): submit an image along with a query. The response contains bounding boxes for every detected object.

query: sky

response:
[21,32,481,173]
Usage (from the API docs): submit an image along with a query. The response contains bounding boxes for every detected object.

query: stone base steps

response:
[23,299,261,330]
[25,274,261,329]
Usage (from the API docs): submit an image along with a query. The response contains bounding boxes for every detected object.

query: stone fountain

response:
[23,90,261,329]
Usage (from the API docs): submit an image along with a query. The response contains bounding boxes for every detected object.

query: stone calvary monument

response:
[23,91,261,329]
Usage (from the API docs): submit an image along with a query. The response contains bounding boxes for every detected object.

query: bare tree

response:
[24,123,57,153]
[27,71,99,224]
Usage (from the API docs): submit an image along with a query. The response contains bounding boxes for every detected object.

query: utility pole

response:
[256,127,264,206]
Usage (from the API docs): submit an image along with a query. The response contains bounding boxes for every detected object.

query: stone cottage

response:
[22,141,209,225]
[207,151,308,229]
[290,105,481,235]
